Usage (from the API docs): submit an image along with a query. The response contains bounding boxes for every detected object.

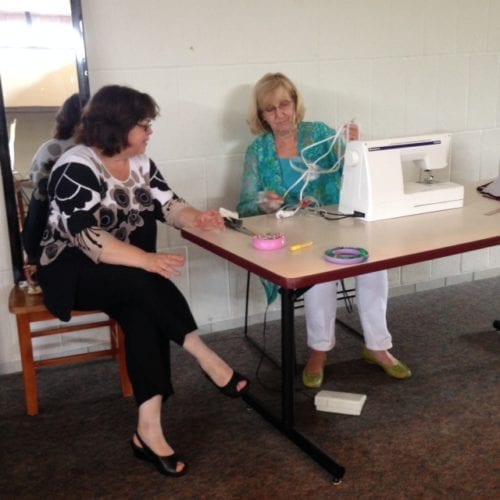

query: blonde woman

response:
[237,73,411,388]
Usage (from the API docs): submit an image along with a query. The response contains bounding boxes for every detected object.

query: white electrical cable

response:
[275,120,355,219]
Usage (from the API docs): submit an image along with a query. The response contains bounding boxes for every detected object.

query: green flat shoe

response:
[362,348,412,379]
[302,367,324,389]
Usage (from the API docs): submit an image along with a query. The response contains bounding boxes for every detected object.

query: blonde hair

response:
[247,72,306,135]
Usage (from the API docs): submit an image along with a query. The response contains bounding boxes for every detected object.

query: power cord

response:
[252,303,281,393]
[248,303,322,401]
[306,207,365,221]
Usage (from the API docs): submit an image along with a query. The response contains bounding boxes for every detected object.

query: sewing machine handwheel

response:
[345,150,360,166]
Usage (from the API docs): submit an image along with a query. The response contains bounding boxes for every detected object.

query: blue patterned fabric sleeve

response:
[236,135,268,216]
[237,143,261,217]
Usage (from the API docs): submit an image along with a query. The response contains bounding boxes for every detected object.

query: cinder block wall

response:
[1,0,499,373]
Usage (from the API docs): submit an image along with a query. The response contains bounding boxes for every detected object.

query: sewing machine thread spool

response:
[324,247,368,265]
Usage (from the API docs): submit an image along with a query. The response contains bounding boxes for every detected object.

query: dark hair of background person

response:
[53,93,88,140]
[75,85,160,156]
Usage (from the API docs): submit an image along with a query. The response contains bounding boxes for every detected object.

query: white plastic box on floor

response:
[314,390,367,415]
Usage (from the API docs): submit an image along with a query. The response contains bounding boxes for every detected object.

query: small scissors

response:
[223,217,256,236]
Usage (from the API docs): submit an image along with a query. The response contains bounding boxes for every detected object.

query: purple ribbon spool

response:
[324,247,368,265]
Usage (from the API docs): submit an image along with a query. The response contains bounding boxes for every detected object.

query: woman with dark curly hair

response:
[37,85,248,478]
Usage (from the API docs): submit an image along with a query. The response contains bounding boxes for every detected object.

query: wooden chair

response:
[9,285,133,416]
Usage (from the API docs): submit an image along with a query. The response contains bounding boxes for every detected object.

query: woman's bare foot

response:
[134,427,172,455]
[363,348,412,379]
[136,397,186,474]
[302,349,328,388]
[304,349,327,374]
[132,432,186,474]
[183,332,248,393]
[365,349,399,366]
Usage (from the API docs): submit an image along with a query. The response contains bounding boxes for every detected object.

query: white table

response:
[181,184,500,481]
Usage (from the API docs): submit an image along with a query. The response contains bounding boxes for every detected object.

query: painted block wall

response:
[1,0,499,374]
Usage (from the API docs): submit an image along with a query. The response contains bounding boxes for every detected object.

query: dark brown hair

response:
[54,93,87,140]
[75,85,159,156]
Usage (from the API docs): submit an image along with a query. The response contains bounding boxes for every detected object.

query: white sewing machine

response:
[338,133,464,221]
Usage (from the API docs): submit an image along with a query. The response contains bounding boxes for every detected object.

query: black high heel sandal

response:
[203,369,249,398]
[131,432,187,477]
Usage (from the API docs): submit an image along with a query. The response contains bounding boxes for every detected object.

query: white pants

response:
[304,270,391,352]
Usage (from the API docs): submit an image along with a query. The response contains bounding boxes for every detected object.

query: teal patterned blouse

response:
[237,121,344,217]
[237,121,345,303]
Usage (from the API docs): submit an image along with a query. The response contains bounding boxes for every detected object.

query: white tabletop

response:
[182,184,500,289]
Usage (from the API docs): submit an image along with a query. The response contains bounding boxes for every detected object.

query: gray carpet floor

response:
[0,276,499,498]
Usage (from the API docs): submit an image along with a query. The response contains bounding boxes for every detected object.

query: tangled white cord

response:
[276,120,355,219]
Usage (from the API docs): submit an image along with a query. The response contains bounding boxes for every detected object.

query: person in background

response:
[29,92,85,196]
[37,85,249,478]
[237,72,411,389]
[23,93,86,263]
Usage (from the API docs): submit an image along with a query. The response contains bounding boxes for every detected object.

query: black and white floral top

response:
[37,144,191,321]
[40,144,190,267]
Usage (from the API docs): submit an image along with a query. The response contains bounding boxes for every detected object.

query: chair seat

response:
[10,283,105,319]
[8,285,132,415]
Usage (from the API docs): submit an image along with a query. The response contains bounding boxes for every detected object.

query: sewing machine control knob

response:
[345,150,360,167]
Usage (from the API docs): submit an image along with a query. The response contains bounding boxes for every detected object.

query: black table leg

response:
[281,288,296,429]
[243,288,346,482]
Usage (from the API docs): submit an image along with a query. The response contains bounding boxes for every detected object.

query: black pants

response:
[73,262,197,406]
